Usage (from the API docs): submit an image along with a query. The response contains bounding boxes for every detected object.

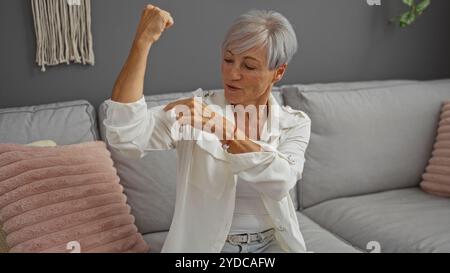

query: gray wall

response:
[0,0,449,109]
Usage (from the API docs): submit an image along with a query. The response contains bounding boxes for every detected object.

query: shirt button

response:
[287,155,296,165]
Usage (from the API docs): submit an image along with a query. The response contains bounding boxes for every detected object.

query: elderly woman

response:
[103,4,311,253]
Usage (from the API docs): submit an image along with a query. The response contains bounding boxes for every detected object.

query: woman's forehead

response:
[226,46,267,62]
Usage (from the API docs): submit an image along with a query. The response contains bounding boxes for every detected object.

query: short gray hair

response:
[222,10,298,70]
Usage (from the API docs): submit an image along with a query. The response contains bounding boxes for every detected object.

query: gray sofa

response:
[1,79,450,253]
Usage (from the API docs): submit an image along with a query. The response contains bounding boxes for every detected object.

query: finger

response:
[165,15,174,29]
[174,106,194,119]
[163,103,173,112]
[164,98,193,112]
[202,116,218,134]
[177,115,201,127]
[144,4,156,15]
[193,101,203,115]
[159,10,172,21]
[149,7,162,18]
[176,116,190,125]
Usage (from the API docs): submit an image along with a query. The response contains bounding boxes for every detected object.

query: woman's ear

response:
[272,64,287,83]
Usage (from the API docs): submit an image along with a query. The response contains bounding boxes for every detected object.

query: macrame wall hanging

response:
[31,0,95,72]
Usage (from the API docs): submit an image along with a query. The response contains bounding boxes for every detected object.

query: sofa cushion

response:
[97,88,297,235]
[142,231,167,253]
[142,211,362,253]
[295,212,362,253]
[0,141,149,253]
[283,79,450,208]
[0,100,99,145]
[420,100,450,197]
[280,79,416,94]
[304,187,450,253]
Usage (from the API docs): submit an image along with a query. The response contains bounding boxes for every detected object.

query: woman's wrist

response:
[225,139,262,154]
[221,131,262,154]
[219,119,263,154]
[132,38,153,54]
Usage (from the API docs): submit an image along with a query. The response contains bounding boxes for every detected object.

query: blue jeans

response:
[220,233,286,253]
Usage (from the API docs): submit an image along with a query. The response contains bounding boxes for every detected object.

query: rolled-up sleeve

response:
[226,120,311,201]
[103,95,177,159]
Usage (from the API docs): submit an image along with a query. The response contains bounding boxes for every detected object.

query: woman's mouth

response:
[226,84,242,91]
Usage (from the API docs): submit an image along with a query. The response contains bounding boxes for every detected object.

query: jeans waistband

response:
[226,228,275,245]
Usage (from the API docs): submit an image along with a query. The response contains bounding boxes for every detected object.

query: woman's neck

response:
[232,88,272,141]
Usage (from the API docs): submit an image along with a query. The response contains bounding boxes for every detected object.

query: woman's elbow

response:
[105,134,146,159]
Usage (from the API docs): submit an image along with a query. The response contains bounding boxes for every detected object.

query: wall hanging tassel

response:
[31,0,95,72]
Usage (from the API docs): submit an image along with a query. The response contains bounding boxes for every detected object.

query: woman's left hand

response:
[163,97,262,154]
[163,97,235,140]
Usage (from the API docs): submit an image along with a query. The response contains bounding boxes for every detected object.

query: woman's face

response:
[221,46,285,106]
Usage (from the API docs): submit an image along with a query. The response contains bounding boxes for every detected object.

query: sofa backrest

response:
[282,79,450,209]
[0,100,99,144]
[97,87,295,235]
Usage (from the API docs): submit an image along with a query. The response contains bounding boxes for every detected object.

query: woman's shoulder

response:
[281,105,311,124]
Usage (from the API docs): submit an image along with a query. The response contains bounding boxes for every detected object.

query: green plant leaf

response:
[416,0,431,15]
[402,0,414,7]
[399,11,416,27]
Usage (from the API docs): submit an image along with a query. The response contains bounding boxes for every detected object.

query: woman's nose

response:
[229,65,242,80]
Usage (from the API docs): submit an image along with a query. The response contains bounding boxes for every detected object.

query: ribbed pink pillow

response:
[421,101,450,197]
[0,141,149,253]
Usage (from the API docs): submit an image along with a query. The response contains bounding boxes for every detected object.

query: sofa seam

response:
[84,103,100,141]
[302,185,421,209]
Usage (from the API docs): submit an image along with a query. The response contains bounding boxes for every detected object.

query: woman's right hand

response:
[133,4,174,47]
[163,98,237,141]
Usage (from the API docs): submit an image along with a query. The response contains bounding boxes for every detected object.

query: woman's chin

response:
[224,89,244,104]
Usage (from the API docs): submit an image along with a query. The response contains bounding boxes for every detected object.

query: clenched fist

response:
[134,4,174,47]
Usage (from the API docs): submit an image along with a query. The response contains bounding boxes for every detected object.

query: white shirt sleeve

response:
[226,120,311,202]
[102,95,177,159]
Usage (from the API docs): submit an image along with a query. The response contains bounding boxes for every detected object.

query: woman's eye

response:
[224,59,233,63]
[245,65,256,70]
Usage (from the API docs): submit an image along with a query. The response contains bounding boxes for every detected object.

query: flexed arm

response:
[111,4,174,103]
[103,5,176,158]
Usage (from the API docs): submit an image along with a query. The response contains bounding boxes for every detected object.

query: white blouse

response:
[229,178,273,235]
[102,88,311,253]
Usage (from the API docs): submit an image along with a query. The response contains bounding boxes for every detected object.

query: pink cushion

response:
[420,101,450,197]
[0,141,149,253]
